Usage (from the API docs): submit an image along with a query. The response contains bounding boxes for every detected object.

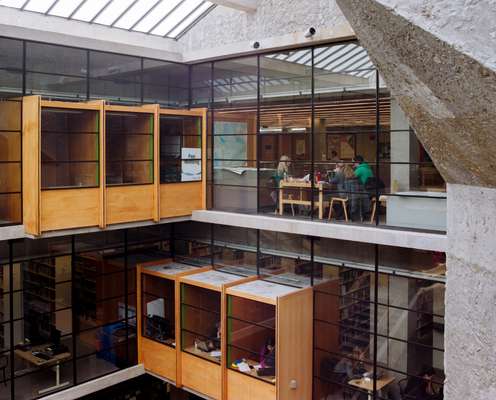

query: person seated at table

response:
[333,347,368,400]
[206,321,221,351]
[353,155,374,185]
[259,337,276,369]
[270,155,292,210]
[404,366,441,400]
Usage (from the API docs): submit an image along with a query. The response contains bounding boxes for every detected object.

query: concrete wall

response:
[375,0,496,71]
[445,183,496,399]
[180,0,354,61]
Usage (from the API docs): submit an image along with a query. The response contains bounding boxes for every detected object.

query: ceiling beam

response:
[210,0,257,13]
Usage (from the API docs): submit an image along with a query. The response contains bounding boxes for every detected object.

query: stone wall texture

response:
[336,0,496,188]
[446,183,496,399]
[374,0,496,71]
[179,0,349,52]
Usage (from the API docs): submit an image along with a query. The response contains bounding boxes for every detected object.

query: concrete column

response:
[390,97,419,191]
[445,183,496,399]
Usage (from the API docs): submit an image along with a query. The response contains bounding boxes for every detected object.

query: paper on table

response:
[237,362,251,373]
[210,350,221,358]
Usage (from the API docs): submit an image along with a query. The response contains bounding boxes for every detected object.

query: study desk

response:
[231,359,276,384]
[279,180,329,219]
[15,344,71,395]
[348,376,395,400]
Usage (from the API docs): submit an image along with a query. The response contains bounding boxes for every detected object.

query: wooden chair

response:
[328,197,348,222]
[370,197,377,223]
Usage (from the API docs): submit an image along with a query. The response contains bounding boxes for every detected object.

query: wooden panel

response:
[160,182,202,218]
[0,100,21,131]
[41,188,99,232]
[276,288,313,400]
[227,369,276,400]
[140,337,177,382]
[40,100,101,110]
[181,352,221,400]
[106,185,154,224]
[22,96,41,235]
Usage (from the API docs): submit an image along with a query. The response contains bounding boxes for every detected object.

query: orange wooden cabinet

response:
[225,280,313,400]
[158,108,207,218]
[178,270,254,400]
[22,97,207,235]
[22,96,105,235]
[104,104,159,226]
[137,260,210,385]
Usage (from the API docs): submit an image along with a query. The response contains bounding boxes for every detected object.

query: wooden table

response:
[15,344,71,395]
[279,180,329,219]
[231,359,276,384]
[348,376,395,400]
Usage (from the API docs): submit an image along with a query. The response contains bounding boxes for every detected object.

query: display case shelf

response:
[178,270,250,400]
[137,260,207,385]
[226,279,313,400]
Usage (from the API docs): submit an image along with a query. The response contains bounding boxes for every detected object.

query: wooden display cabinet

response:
[179,270,253,400]
[159,109,207,219]
[225,280,313,400]
[137,260,208,384]
[105,104,159,225]
[22,96,104,235]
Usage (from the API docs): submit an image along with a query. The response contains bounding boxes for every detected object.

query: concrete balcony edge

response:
[192,210,447,252]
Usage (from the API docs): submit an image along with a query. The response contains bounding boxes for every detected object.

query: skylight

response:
[0,0,216,39]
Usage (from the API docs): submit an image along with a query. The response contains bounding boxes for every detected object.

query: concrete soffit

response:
[0,6,182,62]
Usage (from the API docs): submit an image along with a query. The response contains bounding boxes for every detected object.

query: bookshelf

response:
[226,280,313,400]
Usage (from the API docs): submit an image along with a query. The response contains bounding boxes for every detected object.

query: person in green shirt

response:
[353,155,373,185]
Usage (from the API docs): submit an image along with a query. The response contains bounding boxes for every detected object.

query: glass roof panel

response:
[151,0,203,37]
[93,0,135,25]
[133,0,182,33]
[112,0,159,29]
[71,0,109,22]
[0,0,26,7]
[166,1,212,38]
[49,0,85,17]
[0,0,216,40]
[24,0,56,13]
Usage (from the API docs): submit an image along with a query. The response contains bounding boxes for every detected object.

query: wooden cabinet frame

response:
[159,108,207,218]
[226,280,313,400]
[137,260,210,385]
[178,270,255,400]
[22,96,207,235]
[22,96,105,235]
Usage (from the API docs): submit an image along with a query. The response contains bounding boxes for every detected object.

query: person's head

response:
[353,155,364,168]
[335,162,344,172]
[343,164,355,179]
[277,155,290,175]
[265,337,275,352]
[420,366,435,379]
[352,346,365,361]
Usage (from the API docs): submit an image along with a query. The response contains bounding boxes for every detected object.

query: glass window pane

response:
[41,108,100,189]
[24,0,57,13]
[113,0,159,30]
[0,37,23,69]
[49,0,85,17]
[106,112,154,185]
[71,0,109,22]
[93,0,135,25]
[26,42,87,76]
[133,0,182,33]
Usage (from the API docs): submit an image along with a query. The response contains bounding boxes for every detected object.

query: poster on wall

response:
[213,121,248,167]
[181,147,202,181]
[327,134,355,160]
